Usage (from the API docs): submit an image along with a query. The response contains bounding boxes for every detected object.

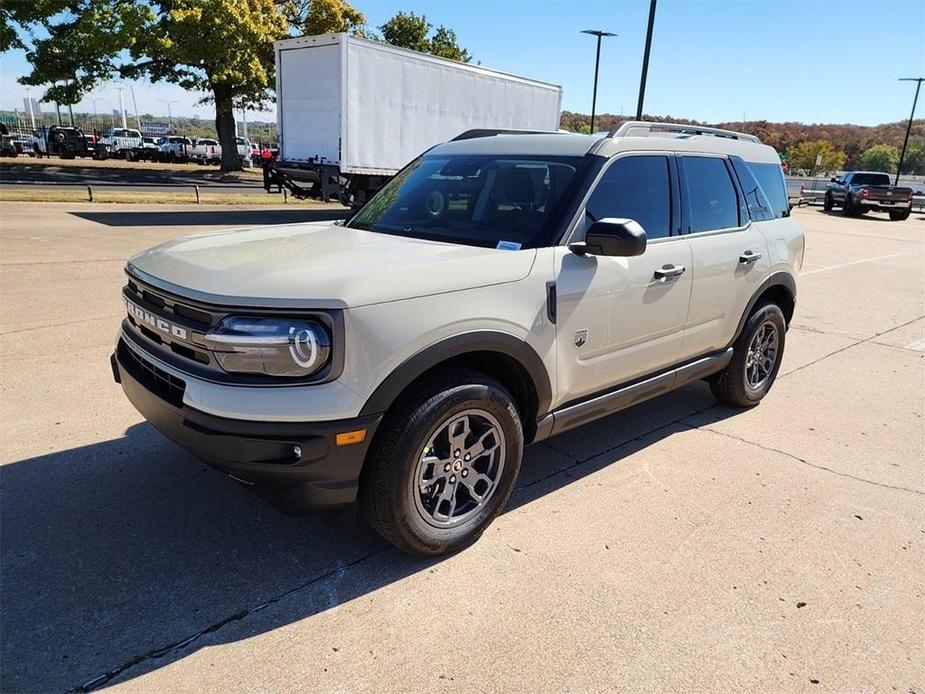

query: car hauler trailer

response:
[264,33,563,206]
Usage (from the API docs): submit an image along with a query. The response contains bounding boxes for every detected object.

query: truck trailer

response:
[265,33,563,206]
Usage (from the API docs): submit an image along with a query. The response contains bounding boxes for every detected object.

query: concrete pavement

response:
[1,203,923,692]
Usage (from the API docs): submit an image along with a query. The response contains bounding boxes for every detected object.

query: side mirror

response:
[830,177,838,183]
[570,218,647,257]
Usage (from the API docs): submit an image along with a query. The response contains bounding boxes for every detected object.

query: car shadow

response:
[816,209,905,223]
[69,208,351,227]
[0,161,259,187]
[0,381,736,692]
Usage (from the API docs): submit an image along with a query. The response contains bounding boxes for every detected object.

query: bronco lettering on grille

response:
[125,298,188,340]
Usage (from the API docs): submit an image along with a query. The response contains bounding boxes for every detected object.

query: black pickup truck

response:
[824,171,913,221]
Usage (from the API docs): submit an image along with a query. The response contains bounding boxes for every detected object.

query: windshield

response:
[348,154,584,248]
[851,173,891,186]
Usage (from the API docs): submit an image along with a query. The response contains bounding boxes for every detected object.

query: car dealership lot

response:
[1,204,923,691]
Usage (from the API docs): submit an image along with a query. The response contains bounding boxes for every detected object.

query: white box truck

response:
[264,33,563,206]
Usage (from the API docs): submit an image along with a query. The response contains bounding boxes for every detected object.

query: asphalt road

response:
[1,203,923,692]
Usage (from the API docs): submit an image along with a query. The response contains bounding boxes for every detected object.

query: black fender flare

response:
[730,271,797,346]
[359,331,552,418]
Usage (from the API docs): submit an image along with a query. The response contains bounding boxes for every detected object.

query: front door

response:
[553,153,692,407]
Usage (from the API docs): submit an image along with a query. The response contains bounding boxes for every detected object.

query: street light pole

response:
[636,0,658,120]
[581,29,616,133]
[157,99,178,131]
[895,77,924,185]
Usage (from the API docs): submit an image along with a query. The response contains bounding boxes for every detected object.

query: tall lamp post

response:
[581,29,616,133]
[636,0,658,120]
[158,99,178,132]
[895,77,923,185]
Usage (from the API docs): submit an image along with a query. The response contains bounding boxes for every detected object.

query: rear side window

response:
[730,157,775,222]
[586,155,672,239]
[748,162,789,218]
[680,156,740,233]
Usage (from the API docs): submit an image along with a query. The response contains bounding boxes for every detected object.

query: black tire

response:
[710,303,787,408]
[889,209,911,221]
[842,194,856,216]
[823,192,833,212]
[361,368,524,556]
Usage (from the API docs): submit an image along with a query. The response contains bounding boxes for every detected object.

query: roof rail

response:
[607,120,761,143]
[451,128,557,141]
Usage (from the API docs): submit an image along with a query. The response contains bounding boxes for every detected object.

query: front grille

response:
[118,339,186,408]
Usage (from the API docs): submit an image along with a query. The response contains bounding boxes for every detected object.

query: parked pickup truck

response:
[159,136,193,163]
[190,138,221,165]
[824,171,913,221]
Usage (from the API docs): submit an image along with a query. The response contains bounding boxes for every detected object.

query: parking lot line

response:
[800,250,918,276]
[904,338,925,352]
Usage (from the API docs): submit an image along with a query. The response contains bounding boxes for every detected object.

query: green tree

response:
[293,0,366,35]
[786,140,846,174]
[860,143,900,173]
[900,141,925,175]
[18,0,289,172]
[379,11,472,62]
[0,0,69,52]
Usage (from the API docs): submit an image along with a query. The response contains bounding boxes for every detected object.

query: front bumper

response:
[112,339,380,514]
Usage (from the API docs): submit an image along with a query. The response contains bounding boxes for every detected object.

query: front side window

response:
[348,154,585,248]
[584,155,672,239]
[681,156,740,233]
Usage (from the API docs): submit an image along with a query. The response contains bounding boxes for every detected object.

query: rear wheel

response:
[889,209,911,221]
[842,195,855,216]
[361,369,523,556]
[710,303,786,408]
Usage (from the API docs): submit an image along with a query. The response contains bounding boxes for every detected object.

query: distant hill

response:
[560,111,925,170]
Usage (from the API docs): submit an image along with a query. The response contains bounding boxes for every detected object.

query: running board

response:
[534,349,733,441]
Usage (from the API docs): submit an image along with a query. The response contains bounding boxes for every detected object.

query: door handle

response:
[739,250,762,264]
[653,264,686,282]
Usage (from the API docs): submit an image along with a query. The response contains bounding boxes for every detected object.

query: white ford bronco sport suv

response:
[112,122,803,556]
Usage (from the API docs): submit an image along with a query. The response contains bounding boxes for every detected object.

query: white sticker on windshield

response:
[496,240,522,251]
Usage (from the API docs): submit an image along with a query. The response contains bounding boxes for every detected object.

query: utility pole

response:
[117,87,127,129]
[581,29,616,133]
[242,107,248,139]
[896,77,924,185]
[636,0,658,120]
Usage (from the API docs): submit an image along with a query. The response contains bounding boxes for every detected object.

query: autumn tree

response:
[17,0,290,172]
[786,140,846,174]
[379,11,472,62]
[860,144,900,173]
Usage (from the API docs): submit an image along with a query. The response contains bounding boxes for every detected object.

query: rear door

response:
[678,154,771,359]
[554,152,692,404]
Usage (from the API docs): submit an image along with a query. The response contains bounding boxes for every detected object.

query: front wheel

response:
[361,369,523,556]
[823,192,833,212]
[710,303,787,408]
[889,209,911,221]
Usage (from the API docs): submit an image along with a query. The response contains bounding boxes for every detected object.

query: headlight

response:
[203,316,331,377]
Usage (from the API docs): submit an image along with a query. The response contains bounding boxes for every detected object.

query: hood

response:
[127,222,537,309]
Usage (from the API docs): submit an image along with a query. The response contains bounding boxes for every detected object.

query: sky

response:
[0,0,923,127]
